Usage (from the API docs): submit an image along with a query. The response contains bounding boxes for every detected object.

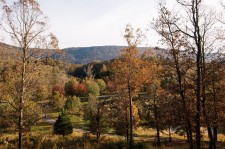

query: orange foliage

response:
[52,84,65,96]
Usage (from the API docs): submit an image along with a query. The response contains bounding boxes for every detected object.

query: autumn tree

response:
[64,96,82,115]
[96,79,106,94]
[146,61,164,146]
[73,82,87,97]
[64,79,88,97]
[154,1,225,148]
[52,84,65,96]
[84,79,100,97]
[153,4,195,147]
[110,97,140,141]
[64,79,77,96]
[84,95,109,143]
[0,0,59,148]
[202,58,225,148]
[111,24,151,147]
[50,92,66,111]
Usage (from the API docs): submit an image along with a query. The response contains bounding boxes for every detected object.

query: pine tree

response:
[53,112,73,136]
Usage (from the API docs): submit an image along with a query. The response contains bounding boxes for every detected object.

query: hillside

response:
[62,46,124,64]
[0,42,20,61]
[0,43,124,64]
[61,46,165,64]
[0,42,167,64]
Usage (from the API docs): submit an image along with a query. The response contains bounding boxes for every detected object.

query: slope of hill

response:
[61,46,164,64]
[0,42,20,61]
[0,42,167,64]
[62,46,124,64]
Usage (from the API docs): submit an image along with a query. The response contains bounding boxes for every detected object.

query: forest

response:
[1,0,225,149]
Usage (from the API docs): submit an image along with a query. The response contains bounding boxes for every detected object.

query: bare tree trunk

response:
[96,106,100,143]
[153,87,160,146]
[169,125,172,142]
[207,127,213,149]
[155,118,160,146]
[18,109,23,149]
[188,127,193,149]
[128,80,133,148]
[186,129,190,142]
[192,1,202,148]
[212,77,218,149]
[196,45,201,149]
[19,47,26,149]
[126,110,129,142]
[201,44,215,149]
[213,126,217,149]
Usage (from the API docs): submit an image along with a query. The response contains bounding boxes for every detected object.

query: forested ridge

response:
[0,42,154,64]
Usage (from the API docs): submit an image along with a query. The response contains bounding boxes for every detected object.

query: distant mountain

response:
[0,42,168,64]
[60,46,166,64]
[0,43,124,64]
[61,46,124,64]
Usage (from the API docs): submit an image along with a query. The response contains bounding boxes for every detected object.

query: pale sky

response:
[4,0,222,48]
[37,0,160,48]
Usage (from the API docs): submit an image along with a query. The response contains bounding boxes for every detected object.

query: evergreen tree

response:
[53,112,73,136]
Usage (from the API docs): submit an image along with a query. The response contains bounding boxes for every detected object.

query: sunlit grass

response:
[1,119,225,148]
[49,112,60,118]
[1,129,225,149]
